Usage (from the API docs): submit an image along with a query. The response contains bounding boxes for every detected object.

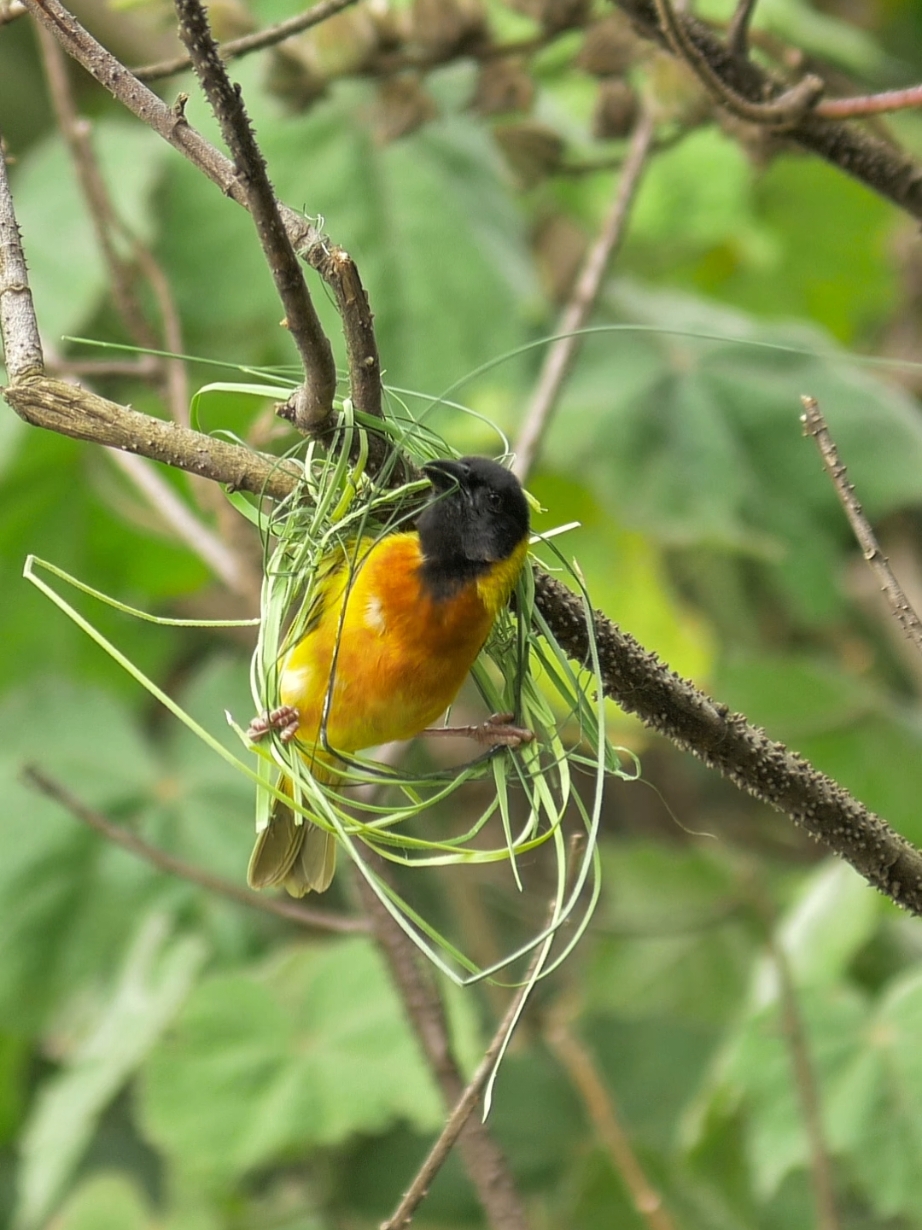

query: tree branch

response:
[514,102,656,482]
[766,929,840,1230]
[3,375,301,500]
[174,0,336,432]
[546,1013,677,1230]
[134,0,359,84]
[651,0,824,127]
[615,0,922,219]
[6,6,922,918]
[802,396,922,656]
[20,0,383,429]
[816,83,922,119]
[22,764,368,933]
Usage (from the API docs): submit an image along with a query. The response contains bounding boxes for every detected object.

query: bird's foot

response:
[248,705,301,743]
[424,712,536,749]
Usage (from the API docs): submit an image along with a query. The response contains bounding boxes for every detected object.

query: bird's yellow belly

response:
[278,536,494,756]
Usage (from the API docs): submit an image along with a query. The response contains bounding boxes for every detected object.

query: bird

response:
[246,455,531,897]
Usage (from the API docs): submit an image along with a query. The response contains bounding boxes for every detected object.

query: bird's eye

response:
[487,489,502,509]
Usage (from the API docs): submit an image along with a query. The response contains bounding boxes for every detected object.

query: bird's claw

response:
[424,712,536,749]
[248,705,301,743]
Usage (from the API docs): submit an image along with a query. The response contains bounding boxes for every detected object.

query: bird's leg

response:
[422,712,536,749]
[248,705,301,743]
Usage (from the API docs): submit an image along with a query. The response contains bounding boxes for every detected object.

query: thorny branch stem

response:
[546,1015,677,1230]
[614,0,922,219]
[22,765,368,934]
[801,396,922,656]
[513,104,656,483]
[651,0,824,126]
[174,0,336,432]
[134,0,359,83]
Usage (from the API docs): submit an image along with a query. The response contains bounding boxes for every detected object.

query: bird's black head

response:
[417,457,529,592]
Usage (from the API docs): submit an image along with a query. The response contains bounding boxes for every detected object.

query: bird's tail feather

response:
[247,757,340,896]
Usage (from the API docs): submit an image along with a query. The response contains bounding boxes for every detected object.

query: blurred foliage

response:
[4,0,922,1227]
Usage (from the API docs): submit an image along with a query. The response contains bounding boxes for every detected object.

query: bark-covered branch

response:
[4,372,921,915]
[615,0,922,219]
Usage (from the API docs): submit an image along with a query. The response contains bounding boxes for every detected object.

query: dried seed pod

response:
[494,120,565,188]
[375,75,439,142]
[411,0,488,58]
[309,7,381,77]
[648,51,711,127]
[207,0,256,43]
[576,14,639,78]
[592,79,639,139]
[265,46,328,112]
[506,0,590,34]
[469,57,535,116]
[532,212,587,303]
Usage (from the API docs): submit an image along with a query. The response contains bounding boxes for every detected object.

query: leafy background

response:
[4,0,922,1226]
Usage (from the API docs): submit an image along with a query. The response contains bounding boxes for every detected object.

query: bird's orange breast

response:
[278,533,506,758]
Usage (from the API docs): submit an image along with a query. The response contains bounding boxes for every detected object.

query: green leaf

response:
[630,128,771,259]
[140,937,447,1183]
[15,912,206,1230]
[775,860,882,990]
[545,283,922,624]
[10,121,166,346]
[688,985,869,1198]
[584,842,755,1025]
[0,430,207,696]
[529,472,714,685]
[827,968,922,1219]
[0,679,165,1029]
[51,1174,152,1230]
[717,656,922,847]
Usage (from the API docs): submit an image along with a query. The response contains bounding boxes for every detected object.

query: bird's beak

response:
[422,458,470,492]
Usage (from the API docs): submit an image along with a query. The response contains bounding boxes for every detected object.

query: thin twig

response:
[174,0,336,432]
[377,885,558,1230]
[134,0,359,83]
[651,0,823,126]
[766,931,840,1230]
[726,0,759,57]
[816,83,922,118]
[355,865,529,1230]
[37,26,159,352]
[546,1014,677,1230]
[22,764,368,933]
[801,395,922,656]
[513,103,656,482]
[106,449,251,594]
[38,25,192,425]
